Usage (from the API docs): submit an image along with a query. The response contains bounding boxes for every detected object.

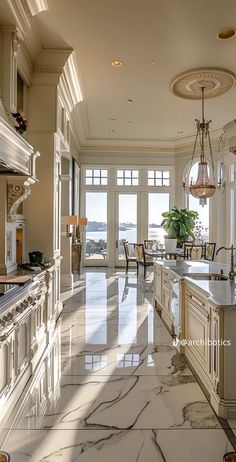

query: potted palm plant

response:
[161,206,198,252]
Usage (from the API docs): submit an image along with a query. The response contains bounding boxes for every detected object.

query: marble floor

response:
[0,269,234,461]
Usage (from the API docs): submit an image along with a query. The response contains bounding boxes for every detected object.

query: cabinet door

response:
[210,310,220,393]
[161,284,174,334]
[153,264,162,305]
[185,290,210,371]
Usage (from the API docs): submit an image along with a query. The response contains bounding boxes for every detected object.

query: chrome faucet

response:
[216,244,236,280]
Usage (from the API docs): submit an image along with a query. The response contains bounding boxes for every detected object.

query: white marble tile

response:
[2,429,233,462]
[0,268,234,461]
[10,374,219,431]
[228,419,236,436]
[60,345,191,376]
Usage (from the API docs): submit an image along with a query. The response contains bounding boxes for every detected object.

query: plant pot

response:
[164,237,177,253]
[28,251,43,266]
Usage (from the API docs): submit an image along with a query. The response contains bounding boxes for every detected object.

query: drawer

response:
[186,287,208,318]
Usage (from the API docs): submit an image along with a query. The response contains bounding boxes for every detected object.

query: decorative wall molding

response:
[7,183,31,222]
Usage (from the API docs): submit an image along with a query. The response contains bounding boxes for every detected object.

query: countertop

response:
[154,260,236,308]
[0,265,51,308]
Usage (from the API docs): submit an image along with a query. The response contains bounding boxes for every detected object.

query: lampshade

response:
[78,217,88,226]
[189,161,216,199]
[61,216,88,226]
[61,215,78,225]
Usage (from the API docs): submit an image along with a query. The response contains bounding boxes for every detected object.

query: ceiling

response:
[32,0,236,148]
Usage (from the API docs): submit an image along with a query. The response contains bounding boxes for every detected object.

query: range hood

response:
[0,100,39,179]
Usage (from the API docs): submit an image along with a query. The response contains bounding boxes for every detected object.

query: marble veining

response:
[0,269,233,461]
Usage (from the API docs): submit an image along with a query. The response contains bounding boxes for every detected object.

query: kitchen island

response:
[153,259,236,418]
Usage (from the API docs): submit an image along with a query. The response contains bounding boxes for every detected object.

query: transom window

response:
[85,169,108,185]
[148,170,170,186]
[117,169,139,186]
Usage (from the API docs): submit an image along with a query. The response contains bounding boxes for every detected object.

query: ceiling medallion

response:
[170,68,236,100]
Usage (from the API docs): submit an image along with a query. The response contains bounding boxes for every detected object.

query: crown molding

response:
[25,0,49,16]
[6,0,31,37]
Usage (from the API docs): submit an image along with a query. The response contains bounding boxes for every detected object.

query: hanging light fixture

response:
[189,86,216,203]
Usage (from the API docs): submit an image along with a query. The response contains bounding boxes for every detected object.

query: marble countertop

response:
[154,260,236,308]
[184,278,236,308]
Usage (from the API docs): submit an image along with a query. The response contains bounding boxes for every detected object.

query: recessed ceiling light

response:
[108,128,115,132]
[128,120,133,123]
[151,60,157,64]
[109,116,116,121]
[177,130,184,134]
[112,60,123,67]
[127,98,133,103]
[218,28,236,39]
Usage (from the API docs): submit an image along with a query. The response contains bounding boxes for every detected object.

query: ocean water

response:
[86,227,165,244]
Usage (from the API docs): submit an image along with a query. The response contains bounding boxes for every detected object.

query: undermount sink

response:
[188,273,228,281]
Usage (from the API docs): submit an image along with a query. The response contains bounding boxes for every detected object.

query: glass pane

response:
[86,169,92,177]
[117,178,123,186]
[117,170,123,177]
[118,194,137,260]
[148,170,154,178]
[156,170,162,178]
[94,169,100,176]
[101,178,107,185]
[163,179,170,186]
[125,170,131,177]
[86,178,93,185]
[163,171,170,178]
[132,170,139,178]
[93,177,100,185]
[85,192,107,260]
[148,179,155,186]
[124,178,132,186]
[101,169,107,177]
[156,178,162,186]
[132,178,139,186]
[148,193,169,244]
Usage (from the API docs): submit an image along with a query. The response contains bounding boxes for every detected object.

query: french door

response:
[116,193,139,266]
[84,191,108,265]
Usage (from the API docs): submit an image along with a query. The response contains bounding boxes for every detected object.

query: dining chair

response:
[204,242,216,261]
[133,243,154,278]
[143,240,155,249]
[183,243,205,260]
[123,241,137,273]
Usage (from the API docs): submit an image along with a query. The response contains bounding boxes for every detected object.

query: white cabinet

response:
[182,280,236,418]
[153,262,179,336]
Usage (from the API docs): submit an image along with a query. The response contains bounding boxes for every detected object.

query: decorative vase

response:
[164,237,177,253]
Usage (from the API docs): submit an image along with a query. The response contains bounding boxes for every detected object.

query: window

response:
[85,192,107,260]
[148,170,170,186]
[148,193,169,244]
[117,169,139,186]
[85,169,108,185]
